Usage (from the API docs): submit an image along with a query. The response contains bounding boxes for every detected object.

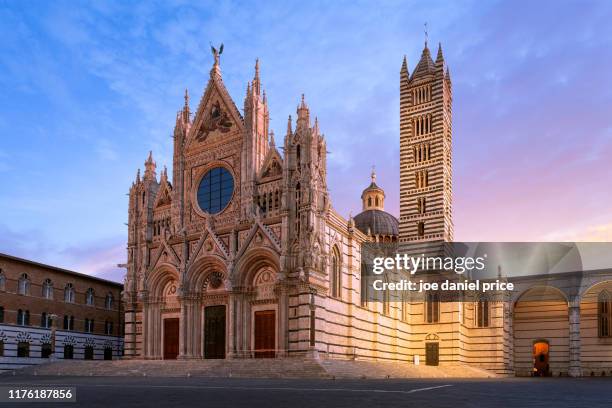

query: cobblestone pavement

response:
[0,375,610,407]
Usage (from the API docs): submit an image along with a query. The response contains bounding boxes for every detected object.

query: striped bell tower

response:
[399,41,453,252]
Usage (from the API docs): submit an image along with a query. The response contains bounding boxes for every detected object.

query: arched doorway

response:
[533,340,550,376]
[514,286,569,376]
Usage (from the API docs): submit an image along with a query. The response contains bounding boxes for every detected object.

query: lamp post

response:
[48,314,58,360]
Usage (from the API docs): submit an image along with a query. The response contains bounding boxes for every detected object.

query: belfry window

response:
[417,197,426,214]
[417,222,425,237]
[599,290,612,338]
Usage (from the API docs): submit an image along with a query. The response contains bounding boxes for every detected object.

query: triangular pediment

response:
[154,178,172,209]
[187,77,243,148]
[235,219,281,261]
[258,147,283,180]
[187,226,230,270]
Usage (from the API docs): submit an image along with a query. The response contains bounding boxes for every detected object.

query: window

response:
[18,273,30,295]
[402,291,409,322]
[196,167,234,214]
[41,343,52,358]
[105,293,114,310]
[415,170,429,189]
[360,262,369,307]
[0,271,5,291]
[414,115,433,136]
[0,306,4,323]
[382,275,390,315]
[476,297,490,328]
[84,318,94,333]
[417,222,425,237]
[86,288,95,306]
[42,279,53,299]
[330,247,341,298]
[41,312,51,328]
[417,197,426,214]
[64,345,74,359]
[84,345,94,360]
[17,342,29,357]
[64,283,75,303]
[425,292,440,323]
[105,320,113,335]
[17,309,30,326]
[599,290,612,338]
[63,315,74,331]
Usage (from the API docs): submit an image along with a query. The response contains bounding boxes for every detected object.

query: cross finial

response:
[424,22,429,47]
[371,165,376,183]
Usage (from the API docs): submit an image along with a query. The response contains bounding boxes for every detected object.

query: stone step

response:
[7,358,496,379]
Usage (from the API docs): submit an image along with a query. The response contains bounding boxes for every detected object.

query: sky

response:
[1,0,611,283]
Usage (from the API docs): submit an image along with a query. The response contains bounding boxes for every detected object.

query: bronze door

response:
[163,318,179,360]
[254,310,275,358]
[425,342,439,366]
[204,305,226,359]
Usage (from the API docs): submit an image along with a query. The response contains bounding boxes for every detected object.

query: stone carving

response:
[196,101,233,142]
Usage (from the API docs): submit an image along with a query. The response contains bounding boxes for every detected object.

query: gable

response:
[187,79,244,148]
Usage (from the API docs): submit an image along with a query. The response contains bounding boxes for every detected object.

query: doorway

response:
[163,318,179,360]
[204,305,226,359]
[254,310,276,358]
[533,341,550,376]
[425,342,439,366]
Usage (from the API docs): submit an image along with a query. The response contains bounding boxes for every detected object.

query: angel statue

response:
[210,43,224,66]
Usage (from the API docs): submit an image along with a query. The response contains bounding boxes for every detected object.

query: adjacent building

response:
[0,253,123,371]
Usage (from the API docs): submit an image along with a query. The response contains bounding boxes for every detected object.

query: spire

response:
[411,41,436,79]
[314,116,319,134]
[401,55,410,82]
[296,94,310,129]
[182,88,190,122]
[286,115,293,135]
[144,151,156,181]
[436,42,444,67]
[269,130,275,147]
[136,168,141,183]
[262,89,267,105]
[253,58,261,95]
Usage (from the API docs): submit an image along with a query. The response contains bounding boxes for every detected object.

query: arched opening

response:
[514,286,569,376]
[533,340,550,377]
[84,345,94,360]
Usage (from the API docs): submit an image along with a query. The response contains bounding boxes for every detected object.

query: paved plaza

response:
[0,374,610,407]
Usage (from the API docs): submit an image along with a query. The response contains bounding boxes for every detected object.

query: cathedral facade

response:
[122,43,612,377]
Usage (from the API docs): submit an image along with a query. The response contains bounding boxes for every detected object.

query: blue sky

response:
[1,0,612,282]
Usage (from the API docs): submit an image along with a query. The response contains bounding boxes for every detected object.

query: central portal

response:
[163,318,179,360]
[204,305,226,359]
[254,310,276,358]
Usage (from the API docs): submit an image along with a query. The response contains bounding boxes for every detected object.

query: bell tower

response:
[398,41,453,250]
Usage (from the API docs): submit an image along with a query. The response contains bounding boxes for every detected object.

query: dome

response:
[354,209,399,237]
